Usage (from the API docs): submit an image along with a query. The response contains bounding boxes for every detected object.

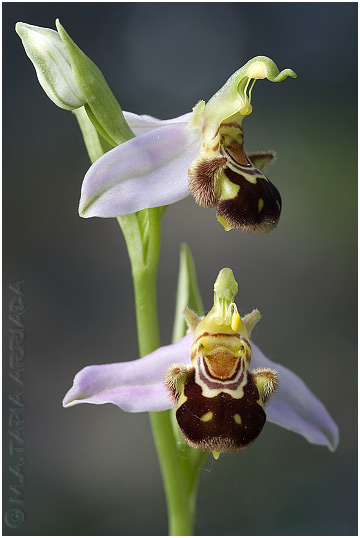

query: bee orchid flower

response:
[63,269,339,454]
[63,333,339,452]
[79,56,296,232]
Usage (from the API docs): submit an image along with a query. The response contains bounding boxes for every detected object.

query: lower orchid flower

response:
[79,56,296,232]
[63,268,339,456]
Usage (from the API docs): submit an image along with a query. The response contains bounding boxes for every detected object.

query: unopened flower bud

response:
[16,21,86,110]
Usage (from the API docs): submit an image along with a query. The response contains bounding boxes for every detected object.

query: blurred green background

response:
[3,2,357,535]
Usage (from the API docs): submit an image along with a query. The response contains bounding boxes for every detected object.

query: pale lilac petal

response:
[79,123,202,218]
[251,343,339,451]
[123,111,193,136]
[63,336,192,412]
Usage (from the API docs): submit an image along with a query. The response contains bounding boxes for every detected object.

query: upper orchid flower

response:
[63,268,339,456]
[79,56,296,232]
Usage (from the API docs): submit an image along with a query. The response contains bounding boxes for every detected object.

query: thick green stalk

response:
[117,211,161,355]
[118,210,196,535]
[150,411,196,535]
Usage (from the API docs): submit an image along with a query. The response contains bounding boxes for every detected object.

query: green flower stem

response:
[150,411,197,535]
[74,107,113,161]
[76,107,199,535]
[118,210,196,535]
[116,210,161,356]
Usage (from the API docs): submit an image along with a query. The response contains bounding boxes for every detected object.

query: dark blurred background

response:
[3,2,357,535]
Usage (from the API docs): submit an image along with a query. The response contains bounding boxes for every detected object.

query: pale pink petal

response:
[251,343,339,451]
[62,336,192,412]
[79,123,202,218]
[123,111,193,136]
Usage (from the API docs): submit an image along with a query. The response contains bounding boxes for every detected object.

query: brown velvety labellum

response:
[217,168,282,233]
[176,370,266,453]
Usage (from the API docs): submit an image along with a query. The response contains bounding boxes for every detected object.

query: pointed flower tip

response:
[55,18,69,43]
[15,21,23,35]
[62,392,78,408]
[326,420,340,452]
[78,202,91,219]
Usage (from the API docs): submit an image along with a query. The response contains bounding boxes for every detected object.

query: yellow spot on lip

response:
[217,214,233,231]
[233,413,242,424]
[178,392,188,407]
[258,198,264,213]
[200,411,213,422]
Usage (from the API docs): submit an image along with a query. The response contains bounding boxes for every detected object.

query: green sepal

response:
[56,19,134,147]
